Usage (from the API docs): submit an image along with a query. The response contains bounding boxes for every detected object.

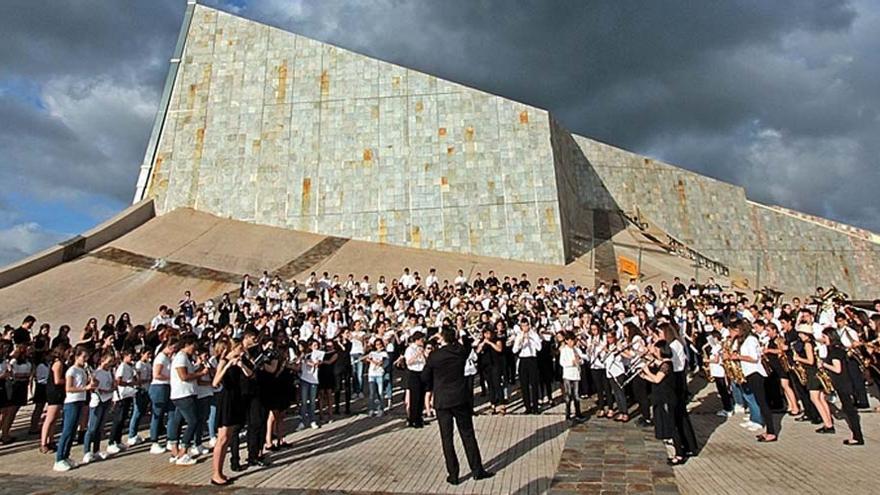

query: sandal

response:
[843,439,864,446]
[210,478,232,486]
[757,435,777,443]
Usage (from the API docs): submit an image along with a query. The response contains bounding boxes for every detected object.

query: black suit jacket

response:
[422,342,469,409]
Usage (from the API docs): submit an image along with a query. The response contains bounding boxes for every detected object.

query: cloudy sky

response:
[1,0,878,266]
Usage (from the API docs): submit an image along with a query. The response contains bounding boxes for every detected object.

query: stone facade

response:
[146,4,565,265]
[141,3,880,297]
[573,136,880,297]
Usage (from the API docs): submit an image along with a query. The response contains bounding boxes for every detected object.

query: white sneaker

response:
[168,455,178,464]
[53,460,72,472]
[733,405,746,415]
[106,444,122,455]
[82,452,96,464]
[189,446,202,458]
[65,457,79,469]
[126,435,143,447]
[747,423,763,432]
[175,454,197,466]
[149,443,166,454]
[199,445,211,455]
[715,410,732,418]
[310,422,319,430]
[295,423,306,432]
[95,451,108,461]
[208,437,217,448]
[739,420,752,428]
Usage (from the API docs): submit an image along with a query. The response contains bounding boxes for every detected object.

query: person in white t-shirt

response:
[364,340,389,417]
[298,340,322,430]
[127,347,153,446]
[53,347,95,472]
[148,339,178,454]
[559,332,586,422]
[349,321,367,397]
[730,320,777,442]
[82,351,116,464]
[166,335,208,465]
[107,348,138,454]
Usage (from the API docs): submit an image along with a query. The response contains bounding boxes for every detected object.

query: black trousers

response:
[746,372,776,435]
[846,359,869,407]
[407,370,425,426]
[590,368,609,409]
[334,371,351,414]
[486,365,504,406]
[246,396,267,461]
[518,357,540,413]
[673,371,698,453]
[109,397,133,445]
[436,404,484,478]
[836,388,864,441]
[631,376,651,420]
[714,377,734,412]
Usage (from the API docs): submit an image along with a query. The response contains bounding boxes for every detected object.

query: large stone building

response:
[134,1,880,297]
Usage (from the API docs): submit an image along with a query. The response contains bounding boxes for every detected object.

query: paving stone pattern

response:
[550,421,679,495]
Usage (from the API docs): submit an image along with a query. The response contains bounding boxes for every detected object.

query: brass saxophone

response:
[814,347,835,395]
[701,345,715,383]
[721,340,746,385]
[776,336,792,373]
[791,354,808,385]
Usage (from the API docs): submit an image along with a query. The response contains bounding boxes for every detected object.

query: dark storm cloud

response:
[0,0,877,267]
[223,0,878,231]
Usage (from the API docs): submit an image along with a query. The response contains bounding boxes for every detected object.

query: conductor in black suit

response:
[422,327,495,485]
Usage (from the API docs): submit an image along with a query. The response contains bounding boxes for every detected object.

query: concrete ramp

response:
[0,207,718,332]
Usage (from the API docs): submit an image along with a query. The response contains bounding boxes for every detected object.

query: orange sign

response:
[618,256,639,276]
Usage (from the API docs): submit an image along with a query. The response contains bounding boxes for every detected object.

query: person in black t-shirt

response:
[820,328,864,445]
[13,315,35,345]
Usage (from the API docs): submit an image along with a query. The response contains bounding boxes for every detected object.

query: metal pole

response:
[755,252,762,290]
[637,245,643,281]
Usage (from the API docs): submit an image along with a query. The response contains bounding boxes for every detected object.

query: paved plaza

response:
[0,383,876,494]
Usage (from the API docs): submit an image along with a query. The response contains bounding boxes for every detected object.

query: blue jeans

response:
[128,389,149,438]
[350,354,364,394]
[383,367,393,400]
[84,399,111,454]
[56,401,85,462]
[207,398,218,440]
[167,395,198,448]
[734,383,763,425]
[148,384,174,443]
[300,380,317,426]
[195,395,213,446]
[368,375,384,414]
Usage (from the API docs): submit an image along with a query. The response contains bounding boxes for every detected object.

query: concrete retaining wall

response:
[0,199,155,289]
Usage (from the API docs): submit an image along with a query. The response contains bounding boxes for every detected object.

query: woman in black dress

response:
[318,340,338,423]
[41,343,70,453]
[211,340,252,486]
[793,327,835,432]
[820,328,864,445]
[477,326,506,414]
[639,340,684,465]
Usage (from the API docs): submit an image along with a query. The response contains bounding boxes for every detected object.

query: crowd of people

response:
[1,268,878,484]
